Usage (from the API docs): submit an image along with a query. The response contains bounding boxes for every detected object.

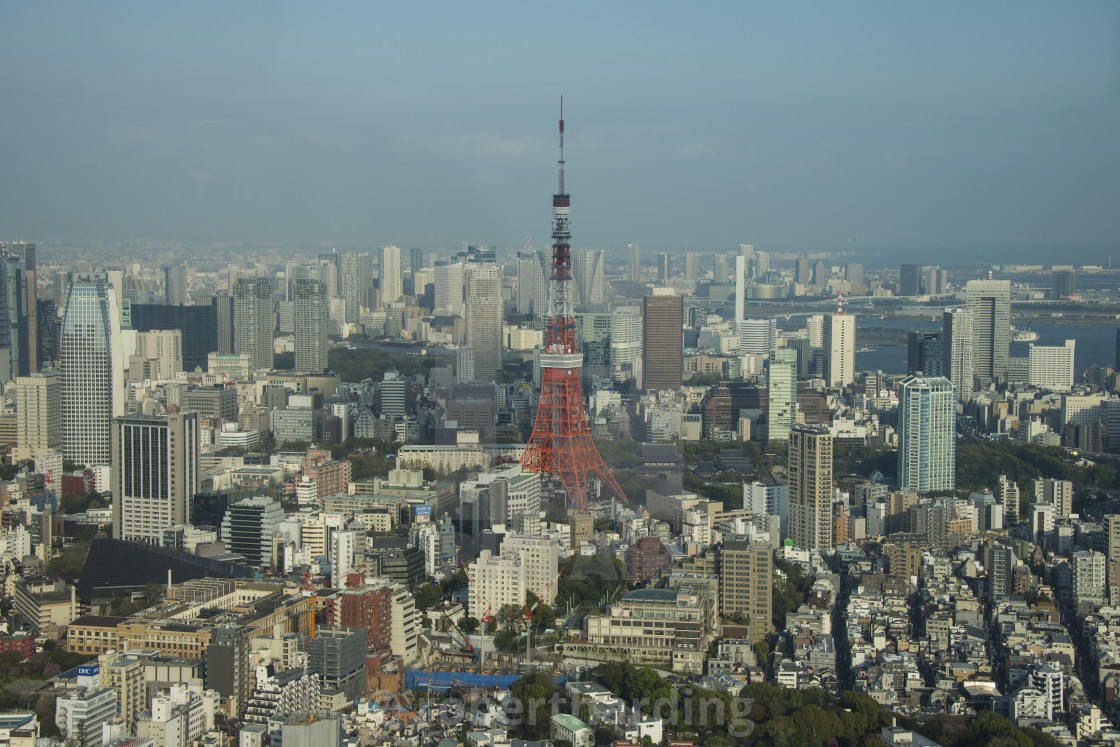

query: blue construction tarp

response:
[405,670,561,692]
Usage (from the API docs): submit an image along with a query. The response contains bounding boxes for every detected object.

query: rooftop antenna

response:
[558,96,565,195]
[837,292,845,316]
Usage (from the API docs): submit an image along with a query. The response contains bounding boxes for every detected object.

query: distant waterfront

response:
[851,318,1117,376]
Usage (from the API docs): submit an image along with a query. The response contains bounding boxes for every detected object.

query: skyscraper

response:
[823,312,855,389]
[685,252,699,284]
[845,263,864,285]
[899,263,922,296]
[0,255,29,381]
[713,254,729,285]
[516,249,548,319]
[339,252,372,322]
[767,349,797,442]
[907,331,943,376]
[1052,269,1076,299]
[896,375,956,492]
[130,303,217,373]
[657,253,670,283]
[573,248,605,305]
[13,370,61,462]
[465,266,503,382]
[61,277,122,466]
[111,412,200,544]
[233,277,273,371]
[434,261,466,314]
[965,277,1011,382]
[164,265,187,305]
[3,242,37,375]
[379,245,403,306]
[942,307,974,401]
[795,258,810,285]
[628,243,641,283]
[293,279,328,374]
[788,425,833,551]
[212,295,235,356]
[642,292,682,391]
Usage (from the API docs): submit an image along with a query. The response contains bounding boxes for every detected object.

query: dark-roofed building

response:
[77,536,255,605]
[639,444,683,474]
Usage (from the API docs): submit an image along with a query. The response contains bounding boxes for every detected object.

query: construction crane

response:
[437,606,475,656]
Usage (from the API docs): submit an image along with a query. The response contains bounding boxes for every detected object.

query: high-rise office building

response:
[465,266,503,382]
[573,249,606,305]
[61,277,122,466]
[907,331,943,376]
[713,254,729,285]
[0,255,29,381]
[657,253,670,283]
[642,292,682,391]
[2,242,36,375]
[965,278,1011,382]
[315,254,340,298]
[788,425,833,551]
[767,349,797,442]
[111,412,200,544]
[1052,269,1076,299]
[610,305,642,368]
[339,252,372,322]
[899,263,922,296]
[408,247,425,276]
[754,250,770,279]
[739,318,777,357]
[812,261,827,286]
[293,279,328,373]
[212,295,234,356]
[13,370,61,462]
[434,261,466,314]
[1028,339,1075,392]
[921,266,947,296]
[942,307,975,401]
[823,312,855,389]
[130,303,217,373]
[719,540,773,643]
[221,496,284,568]
[233,277,274,371]
[379,245,403,306]
[164,265,187,305]
[134,330,183,380]
[896,375,956,492]
[516,250,549,319]
[733,256,747,328]
[795,258,810,285]
[36,298,56,369]
[628,243,641,283]
[685,252,699,284]
[845,263,864,285]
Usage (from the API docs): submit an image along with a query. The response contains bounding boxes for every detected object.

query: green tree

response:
[459,617,480,634]
[413,583,443,611]
[496,604,522,631]
[495,630,521,652]
[508,671,565,739]
[531,604,556,632]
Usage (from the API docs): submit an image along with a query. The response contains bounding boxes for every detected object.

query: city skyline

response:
[1,4,1118,265]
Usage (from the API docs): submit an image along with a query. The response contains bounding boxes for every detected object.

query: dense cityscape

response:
[3,4,1120,747]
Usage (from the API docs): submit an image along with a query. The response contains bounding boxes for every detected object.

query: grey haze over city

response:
[2,2,1119,265]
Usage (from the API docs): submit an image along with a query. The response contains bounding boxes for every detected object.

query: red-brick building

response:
[0,633,35,660]
[626,536,670,584]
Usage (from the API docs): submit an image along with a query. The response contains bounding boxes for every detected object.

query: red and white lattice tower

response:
[519,100,627,514]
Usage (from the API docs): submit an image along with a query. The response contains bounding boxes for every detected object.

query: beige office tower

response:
[719,540,773,643]
[823,312,855,389]
[788,425,833,551]
[14,370,61,462]
[465,266,503,382]
[965,277,1011,382]
[111,412,200,544]
[628,243,641,282]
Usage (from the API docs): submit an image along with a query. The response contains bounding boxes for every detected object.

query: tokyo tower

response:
[519,100,627,514]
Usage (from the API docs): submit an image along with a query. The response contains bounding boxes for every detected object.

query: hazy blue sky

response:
[2,2,1118,263]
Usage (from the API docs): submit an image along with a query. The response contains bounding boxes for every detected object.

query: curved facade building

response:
[61,277,121,466]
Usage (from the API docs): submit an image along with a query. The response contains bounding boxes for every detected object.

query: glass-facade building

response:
[897,375,956,492]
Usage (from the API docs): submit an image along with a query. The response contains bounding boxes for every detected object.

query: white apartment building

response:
[1028,339,1075,391]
